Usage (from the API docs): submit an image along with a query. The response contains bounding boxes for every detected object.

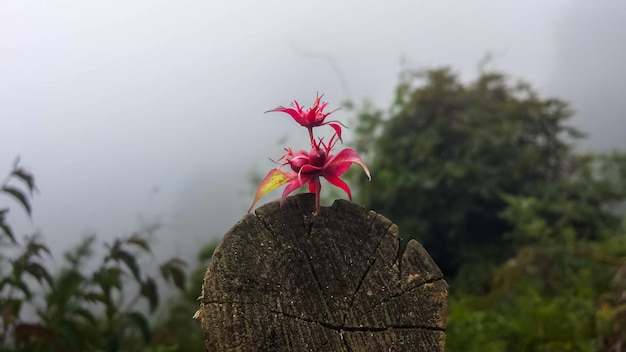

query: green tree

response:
[349,67,625,284]
[346,66,626,349]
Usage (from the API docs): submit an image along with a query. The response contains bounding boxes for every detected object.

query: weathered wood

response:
[195,193,447,351]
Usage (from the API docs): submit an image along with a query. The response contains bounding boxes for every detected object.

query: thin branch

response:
[289,41,352,100]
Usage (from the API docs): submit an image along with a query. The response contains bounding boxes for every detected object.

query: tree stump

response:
[195,193,447,351]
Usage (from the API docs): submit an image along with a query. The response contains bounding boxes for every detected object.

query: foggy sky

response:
[1,1,624,263]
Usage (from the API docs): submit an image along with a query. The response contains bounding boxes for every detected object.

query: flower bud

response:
[288,151,309,172]
[308,147,327,168]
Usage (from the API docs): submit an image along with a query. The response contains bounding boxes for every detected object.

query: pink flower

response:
[267,94,345,144]
[249,135,371,215]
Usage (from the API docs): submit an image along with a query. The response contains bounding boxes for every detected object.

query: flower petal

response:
[280,174,313,205]
[328,123,343,141]
[248,169,292,212]
[325,148,371,179]
[306,106,318,125]
[266,106,306,126]
[299,164,322,174]
[324,174,352,200]
[313,94,320,105]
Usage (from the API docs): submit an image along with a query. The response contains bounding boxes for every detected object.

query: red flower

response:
[249,135,370,215]
[267,94,345,144]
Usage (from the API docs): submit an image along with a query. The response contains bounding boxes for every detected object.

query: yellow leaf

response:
[248,169,290,212]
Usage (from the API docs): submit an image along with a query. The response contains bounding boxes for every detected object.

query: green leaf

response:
[114,249,141,281]
[2,186,31,216]
[24,262,53,287]
[51,270,86,307]
[72,307,97,326]
[25,237,51,258]
[140,277,159,313]
[82,291,108,304]
[12,168,37,195]
[64,235,96,267]
[104,238,121,264]
[170,267,186,291]
[127,311,152,343]
[105,267,123,289]
[93,267,122,295]
[0,214,16,243]
[159,265,170,282]
[8,277,32,299]
[125,234,151,253]
[160,258,187,291]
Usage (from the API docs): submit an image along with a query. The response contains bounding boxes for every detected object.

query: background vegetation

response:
[347,67,626,351]
[0,159,209,351]
[2,66,625,351]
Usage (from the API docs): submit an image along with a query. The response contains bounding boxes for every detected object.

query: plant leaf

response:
[25,238,51,258]
[114,249,141,281]
[72,307,97,326]
[24,262,53,287]
[52,270,85,307]
[12,168,36,195]
[160,258,187,291]
[93,267,122,296]
[2,186,31,216]
[7,277,32,299]
[0,216,16,243]
[140,277,158,313]
[170,266,186,291]
[249,168,291,212]
[126,234,151,253]
[127,311,151,343]
[83,291,108,304]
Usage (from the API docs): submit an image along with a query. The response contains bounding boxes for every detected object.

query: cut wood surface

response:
[195,193,448,351]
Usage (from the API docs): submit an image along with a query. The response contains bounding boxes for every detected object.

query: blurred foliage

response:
[348,67,626,280]
[0,159,193,352]
[347,67,626,350]
[446,235,626,352]
[152,240,218,352]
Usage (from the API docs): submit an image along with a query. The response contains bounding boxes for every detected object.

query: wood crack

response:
[302,246,332,312]
[255,199,332,315]
[341,216,393,326]
[381,276,446,303]
[202,300,445,332]
[199,195,447,351]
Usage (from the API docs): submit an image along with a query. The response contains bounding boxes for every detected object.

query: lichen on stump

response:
[195,193,447,351]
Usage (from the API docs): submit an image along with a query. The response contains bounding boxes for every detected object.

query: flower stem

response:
[308,128,315,147]
[313,178,321,215]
